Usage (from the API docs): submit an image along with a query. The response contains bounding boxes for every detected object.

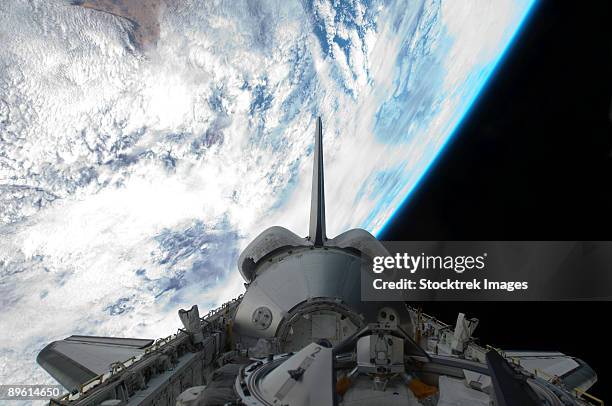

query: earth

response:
[0,0,535,397]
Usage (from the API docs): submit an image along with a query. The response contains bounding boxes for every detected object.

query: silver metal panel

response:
[234,247,364,340]
[65,336,154,348]
[255,253,311,311]
[438,376,490,406]
[53,341,142,373]
[300,251,354,300]
[512,357,579,377]
[233,281,286,339]
[341,377,418,405]
[311,314,337,339]
[37,338,148,391]
[258,343,334,406]
[237,226,308,282]
[328,228,389,259]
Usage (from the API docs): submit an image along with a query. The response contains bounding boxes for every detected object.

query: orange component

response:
[408,378,438,399]
[336,376,352,396]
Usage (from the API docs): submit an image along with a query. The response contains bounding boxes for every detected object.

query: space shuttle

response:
[37,118,599,405]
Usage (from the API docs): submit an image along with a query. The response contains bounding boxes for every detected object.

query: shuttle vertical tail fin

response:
[309,117,327,246]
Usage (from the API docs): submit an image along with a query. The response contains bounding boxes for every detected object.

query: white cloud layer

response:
[0,0,534,397]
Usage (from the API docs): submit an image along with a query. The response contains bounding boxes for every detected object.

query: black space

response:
[379,1,612,401]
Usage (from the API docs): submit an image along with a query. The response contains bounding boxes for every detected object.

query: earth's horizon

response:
[0,0,535,397]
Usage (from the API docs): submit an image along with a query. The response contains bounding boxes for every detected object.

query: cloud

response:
[0,0,534,392]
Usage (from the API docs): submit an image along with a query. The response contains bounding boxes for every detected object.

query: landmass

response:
[70,0,163,49]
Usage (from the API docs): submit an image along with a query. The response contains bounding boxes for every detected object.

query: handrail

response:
[406,306,450,328]
[574,387,605,406]
[534,369,603,406]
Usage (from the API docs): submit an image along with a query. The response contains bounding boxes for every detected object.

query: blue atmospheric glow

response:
[376,0,539,238]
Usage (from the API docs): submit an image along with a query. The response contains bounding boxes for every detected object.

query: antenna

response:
[309,117,327,246]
